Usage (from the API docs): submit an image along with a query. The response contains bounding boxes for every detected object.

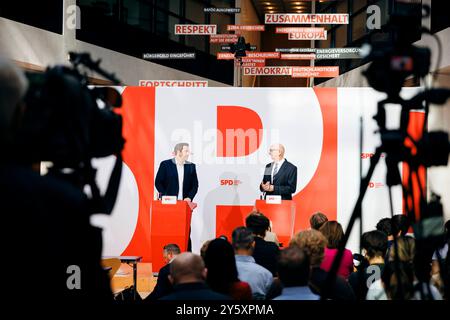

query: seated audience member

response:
[319,221,354,279]
[160,252,231,300]
[232,227,273,300]
[200,239,213,260]
[310,212,328,230]
[366,236,442,300]
[264,224,280,247]
[290,230,355,300]
[391,214,411,238]
[246,211,280,276]
[204,238,252,300]
[431,220,449,297]
[349,231,387,300]
[273,247,320,300]
[376,217,394,252]
[145,243,180,300]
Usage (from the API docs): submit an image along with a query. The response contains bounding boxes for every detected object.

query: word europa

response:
[175,24,217,35]
[265,14,349,24]
[176,304,274,317]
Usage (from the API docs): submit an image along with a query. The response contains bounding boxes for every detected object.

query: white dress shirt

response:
[271,158,285,184]
[176,161,184,200]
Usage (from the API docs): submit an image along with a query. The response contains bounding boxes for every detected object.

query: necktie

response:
[273,162,279,176]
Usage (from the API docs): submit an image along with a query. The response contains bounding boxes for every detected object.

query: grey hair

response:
[0,58,28,134]
[174,142,189,154]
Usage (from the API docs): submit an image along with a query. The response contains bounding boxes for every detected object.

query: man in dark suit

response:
[155,142,198,202]
[246,212,280,276]
[155,143,199,251]
[145,243,180,300]
[260,144,297,200]
[160,252,231,300]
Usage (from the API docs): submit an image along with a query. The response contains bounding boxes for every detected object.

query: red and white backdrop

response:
[90,87,423,262]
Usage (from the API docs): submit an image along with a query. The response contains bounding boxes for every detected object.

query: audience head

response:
[200,239,212,260]
[290,229,327,267]
[392,214,411,237]
[169,252,206,285]
[319,221,344,249]
[376,218,393,239]
[388,236,416,263]
[204,238,239,294]
[232,227,255,254]
[361,230,388,261]
[382,236,416,300]
[246,211,270,237]
[310,212,328,230]
[277,247,310,287]
[163,243,181,264]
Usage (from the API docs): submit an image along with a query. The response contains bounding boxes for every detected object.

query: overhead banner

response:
[227,25,265,32]
[291,66,339,78]
[237,58,266,68]
[210,34,239,44]
[280,53,316,60]
[243,66,292,76]
[175,24,217,35]
[276,47,362,59]
[265,13,349,24]
[276,27,325,34]
[315,48,362,59]
[138,80,208,87]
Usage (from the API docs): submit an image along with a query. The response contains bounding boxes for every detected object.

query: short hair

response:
[0,57,28,135]
[319,221,344,249]
[290,229,327,267]
[392,214,411,236]
[310,212,328,230]
[376,218,393,237]
[277,246,310,287]
[361,230,388,258]
[200,239,212,260]
[232,227,254,250]
[163,243,181,255]
[174,142,189,154]
[245,211,270,237]
[170,252,205,284]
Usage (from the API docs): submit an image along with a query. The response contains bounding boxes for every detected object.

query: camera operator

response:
[0,57,112,303]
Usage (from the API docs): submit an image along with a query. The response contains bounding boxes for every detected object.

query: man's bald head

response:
[169,252,206,285]
[269,143,285,161]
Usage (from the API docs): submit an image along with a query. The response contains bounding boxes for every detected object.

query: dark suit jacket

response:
[159,282,231,300]
[145,263,173,300]
[155,159,199,200]
[252,237,280,277]
[260,159,297,200]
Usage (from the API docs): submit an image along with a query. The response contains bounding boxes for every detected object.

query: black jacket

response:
[155,159,199,200]
[260,159,297,200]
[252,237,280,276]
[159,282,231,300]
[145,263,173,300]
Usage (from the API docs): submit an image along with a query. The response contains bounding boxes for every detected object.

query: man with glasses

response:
[260,144,297,200]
